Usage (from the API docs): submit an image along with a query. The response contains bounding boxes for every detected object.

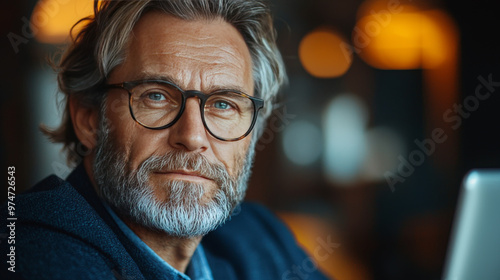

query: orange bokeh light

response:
[353,0,457,70]
[31,0,96,44]
[354,0,460,172]
[299,29,353,78]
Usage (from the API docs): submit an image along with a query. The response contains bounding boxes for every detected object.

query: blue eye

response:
[214,101,230,109]
[147,92,166,101]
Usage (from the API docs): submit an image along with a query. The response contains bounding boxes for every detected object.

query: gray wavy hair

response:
[44,0,286,164]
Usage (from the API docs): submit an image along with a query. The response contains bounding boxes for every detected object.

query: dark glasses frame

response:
[104,79,264,141]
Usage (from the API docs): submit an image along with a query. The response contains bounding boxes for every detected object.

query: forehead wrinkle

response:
[133,67,249,95]
[162,53,247,75]
[164,40,247,57]
[141,52,247,82]
[122,14,254,94]
[150,42,247,68]
[200,77,250,94]
[142,48,250,88]
[203,70,250,91]
[162,33,218,42]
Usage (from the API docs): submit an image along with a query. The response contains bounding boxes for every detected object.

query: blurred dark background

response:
[1,0,499,279]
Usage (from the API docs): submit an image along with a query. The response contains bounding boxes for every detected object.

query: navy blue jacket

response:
[1,165,329,280]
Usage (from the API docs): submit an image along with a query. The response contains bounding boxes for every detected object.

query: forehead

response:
[110,11,254,94]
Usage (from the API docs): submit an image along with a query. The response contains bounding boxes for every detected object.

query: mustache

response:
[134,151,231,186]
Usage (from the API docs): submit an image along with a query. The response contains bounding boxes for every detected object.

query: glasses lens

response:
[130,82,182,128]
[204,92,255,140]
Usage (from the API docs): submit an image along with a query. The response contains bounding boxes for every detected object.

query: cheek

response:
[213,138,251,177]
[105,96,139,168]
[105,94,133,143]
[106,121,134,170]
[122,131,168,171]
[107,94,131,123]
[105,93,168,171]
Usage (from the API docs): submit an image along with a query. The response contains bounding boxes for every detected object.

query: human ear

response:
[69,96,100,151]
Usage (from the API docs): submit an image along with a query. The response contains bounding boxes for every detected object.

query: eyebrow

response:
[131,72,250,95]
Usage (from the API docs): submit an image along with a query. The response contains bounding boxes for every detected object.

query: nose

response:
[167,97,210,152]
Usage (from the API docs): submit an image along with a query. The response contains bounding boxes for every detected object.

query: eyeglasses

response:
[104,79,264,141]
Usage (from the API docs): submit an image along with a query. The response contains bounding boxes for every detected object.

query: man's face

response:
[94,12,255,236]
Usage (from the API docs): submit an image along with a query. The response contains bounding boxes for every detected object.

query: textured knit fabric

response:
[0,165,330,280]
[103,201,213,279]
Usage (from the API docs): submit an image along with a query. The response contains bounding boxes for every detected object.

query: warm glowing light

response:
[356,12,422,69]
[299,29,352,78]
[355,0,460,172]
[353,0,457,69]
[31,0,96,44]
[278,212,372,280]
[421,10,458,69]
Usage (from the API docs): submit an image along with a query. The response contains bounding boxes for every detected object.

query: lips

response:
[154,169,212,181]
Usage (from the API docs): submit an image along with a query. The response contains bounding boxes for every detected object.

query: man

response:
[1,0,329,279]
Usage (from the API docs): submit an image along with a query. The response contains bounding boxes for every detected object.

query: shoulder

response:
[228,202,299,248]
[3,174,100,232]
[1,224,117,280]
[202,202,329,280]
[0,174,142,280]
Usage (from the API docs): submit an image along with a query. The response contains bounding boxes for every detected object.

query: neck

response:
[124,218,202,273]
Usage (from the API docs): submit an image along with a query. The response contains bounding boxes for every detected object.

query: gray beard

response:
[92,117,255,237]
